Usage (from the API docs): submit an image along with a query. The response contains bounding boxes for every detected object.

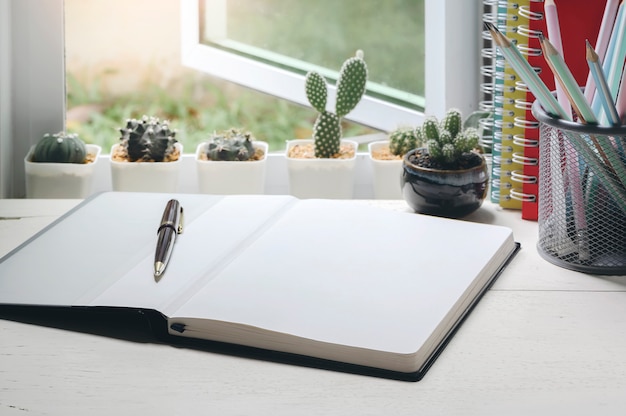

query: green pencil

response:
[485,22,568,119]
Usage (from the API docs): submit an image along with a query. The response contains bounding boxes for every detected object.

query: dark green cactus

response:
[304,50,368,158]
[441,108,462,139]
[203,128,256,161]
[422,109,480,168]
[335,54,368,118]
[119,116,178,162]
[32,132,87,164]
[304,72,328,113]
[388,126,423,157]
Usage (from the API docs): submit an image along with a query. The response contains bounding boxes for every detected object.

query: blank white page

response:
[170,199,514,355]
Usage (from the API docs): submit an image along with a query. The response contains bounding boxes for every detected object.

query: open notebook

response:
[0,192,518,381]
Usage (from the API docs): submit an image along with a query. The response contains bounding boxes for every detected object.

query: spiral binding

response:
[507,1,544,206]
[482,0,509,203]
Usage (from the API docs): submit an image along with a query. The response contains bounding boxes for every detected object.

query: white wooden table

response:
[1,198,626,415]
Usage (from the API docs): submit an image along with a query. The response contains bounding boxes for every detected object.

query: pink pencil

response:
[584,0,620,104]
[616,64,626,124]
[544,0,572,119]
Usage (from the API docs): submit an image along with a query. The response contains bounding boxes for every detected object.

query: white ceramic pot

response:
[195,141,268,195]
[286,139,357,199]
[24,144,102,199]
[368,140,403,199]
[110,143,183,193]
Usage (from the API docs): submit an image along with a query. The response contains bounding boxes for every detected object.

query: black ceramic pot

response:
[401,148,489,218]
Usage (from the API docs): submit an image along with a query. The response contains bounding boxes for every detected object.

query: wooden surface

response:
[1,198,626,415]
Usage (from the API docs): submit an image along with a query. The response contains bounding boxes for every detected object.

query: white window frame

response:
[0,0,480,198]
[0,0,65,198]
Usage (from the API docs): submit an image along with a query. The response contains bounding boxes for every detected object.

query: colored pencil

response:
[485,22,568,119]
[544,0,572,119]
[616,60,626,124]
[584,0,620,104]
[586,40,621,126]
[540,36,597,123]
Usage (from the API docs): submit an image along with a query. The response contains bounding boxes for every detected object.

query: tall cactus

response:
[304,50,368,158]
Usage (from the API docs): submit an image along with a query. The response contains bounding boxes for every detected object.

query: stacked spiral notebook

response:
[481,0,607,220]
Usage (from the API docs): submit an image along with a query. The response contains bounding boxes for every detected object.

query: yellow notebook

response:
[497,0,530,210]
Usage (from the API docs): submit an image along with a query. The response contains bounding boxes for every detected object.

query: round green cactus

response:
[32,132,87,164]
[119,116,178,162]
[388,126,423,156]
[204,128,256,161]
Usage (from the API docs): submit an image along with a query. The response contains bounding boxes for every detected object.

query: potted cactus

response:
[24,132,101,198]
[368,126,423,199]
[401,108,489,218]
[110,115,183,192]
[195,128,268,194]
[286,50,367,199]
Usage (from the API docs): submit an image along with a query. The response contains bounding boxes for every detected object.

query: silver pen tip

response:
[154,261,166,277]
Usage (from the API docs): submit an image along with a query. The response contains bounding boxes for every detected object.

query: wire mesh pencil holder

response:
[533,101,626,275]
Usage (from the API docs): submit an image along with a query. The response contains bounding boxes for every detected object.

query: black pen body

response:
[155,225,176,262]
[154,199,182,277]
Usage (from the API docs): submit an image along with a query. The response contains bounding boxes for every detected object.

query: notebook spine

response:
[486,0,511,203]
[510,1,546,220]
[481,0,501,203]
[497,1,531,210]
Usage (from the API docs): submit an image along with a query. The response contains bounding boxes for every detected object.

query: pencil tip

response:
[585,40,598,61]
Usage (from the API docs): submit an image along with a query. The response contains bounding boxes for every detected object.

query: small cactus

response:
[305,50,368,158]
[203,128,257,161]
[422,109,480,168]
[32,132,87,164]
[118,116,178,162]
[388,126,423,157]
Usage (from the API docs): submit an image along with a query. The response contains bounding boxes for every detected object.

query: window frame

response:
[1,0,65,198]
[0,0,480,198]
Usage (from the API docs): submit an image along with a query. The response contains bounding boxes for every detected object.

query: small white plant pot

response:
[24,144,102,199]
[195,141,268,195]
[286,139,357,199]
[368,141,403,200]
[110,143,183,193]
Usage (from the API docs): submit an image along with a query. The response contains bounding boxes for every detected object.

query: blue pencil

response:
[586,40,621,126]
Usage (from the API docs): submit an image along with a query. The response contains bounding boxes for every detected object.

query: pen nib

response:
[154,261,166,278]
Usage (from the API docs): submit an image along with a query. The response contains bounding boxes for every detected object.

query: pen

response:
[154,199,183,278]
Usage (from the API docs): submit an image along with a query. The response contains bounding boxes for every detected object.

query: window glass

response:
[64,0,380,154]
[201,0,425,108]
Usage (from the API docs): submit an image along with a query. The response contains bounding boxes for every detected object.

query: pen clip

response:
[177,206,184,234]
[159,199,184,234]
